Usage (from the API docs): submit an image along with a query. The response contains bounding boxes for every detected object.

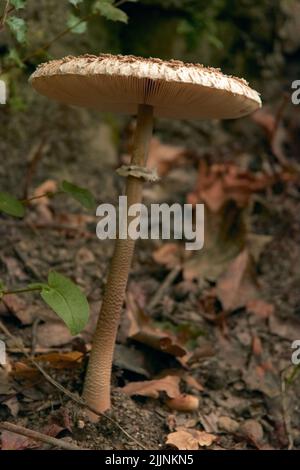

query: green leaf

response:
[7,48,24,68]
[66,13,87,34]
[61,180,96,210]
[93,1,128,23]
[10,0,26,9]
[0,192,25,218]
[69,0,84,5]
[0,281,5,293]
[6,16,27,44]
[40,272,89,335]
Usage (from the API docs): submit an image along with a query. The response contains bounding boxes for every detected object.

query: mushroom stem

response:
[83,104,154,419]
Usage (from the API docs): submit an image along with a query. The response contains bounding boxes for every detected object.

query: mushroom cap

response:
[30,54,261,120]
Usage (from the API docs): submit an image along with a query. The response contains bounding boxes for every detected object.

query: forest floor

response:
[0,100,300,451]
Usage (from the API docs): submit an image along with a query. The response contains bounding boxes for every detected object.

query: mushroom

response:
[30,54,261,419]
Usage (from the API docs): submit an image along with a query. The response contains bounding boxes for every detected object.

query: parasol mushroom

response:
[30,54,261,419]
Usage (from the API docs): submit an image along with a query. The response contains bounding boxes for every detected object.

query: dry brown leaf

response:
[2,295,34,325]
[166,429,217,450]
[152,243,182,269]
[12,362,38,380]
[121,375,180,399]
[12,352,83,380]
[3,396,19,418]
[183,375,204,392]
[239,419,264,447]
[216,250,260,311]
[144,137,186,177]
[1,431,38,450]
[34,351,83,369]
[187,161,276,212]
[124,292,187,357]
[166,394,199,412]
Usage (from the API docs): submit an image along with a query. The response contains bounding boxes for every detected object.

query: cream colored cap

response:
[30,54,261,120]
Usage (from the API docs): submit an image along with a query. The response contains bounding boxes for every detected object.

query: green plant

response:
[0,272,89,335]
[0,180,95,333]
[0,180,96,217]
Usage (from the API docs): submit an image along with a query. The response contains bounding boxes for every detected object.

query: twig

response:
[31,317,41,355]
[272,93,289,141]
[23,137,50,199]
[0,319,147,450]
[1,0,131,74]
[2,286,41,296]
[280,368,294,450]
[0,1,10,31]
[148,265,181,311]
[13,244,43,281]
[0,421,85,450]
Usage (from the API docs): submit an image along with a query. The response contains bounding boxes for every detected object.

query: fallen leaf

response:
[184,160,286,282]
[183,375,204,392]
[1,430,38,450]
[121,375,180,399]
[188,161,275,213]
[166,414,197,432]
[3,397,19,417]
[216,250,260,311]
[153,243,182,269]
[166,429,217,450]
[243,360,280,398]
[2,295,34,325]
[42,423,65,438]
[239,419,264,448]
[166,394,199,412]
[123,292,187,357]
[114,344,150,377]
[12,351,84,380]
[218,416,239,434]
[34,351,84,369]
[12,362,38,380]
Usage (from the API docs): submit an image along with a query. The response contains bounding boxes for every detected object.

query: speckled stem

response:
[82,104,154,419]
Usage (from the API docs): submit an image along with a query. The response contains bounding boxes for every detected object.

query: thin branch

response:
[21,13,93,64]
[2,0,132,72]
[21,191,62,205]
[0,421,86,450]
[0,1,10,31]
[147,265,181,311]
[1,286,42,296]
[280,368,294,450]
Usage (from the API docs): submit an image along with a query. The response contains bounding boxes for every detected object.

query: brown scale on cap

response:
[30,54,261,420]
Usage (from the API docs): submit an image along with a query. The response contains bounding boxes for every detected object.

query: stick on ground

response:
[0,422,85,451]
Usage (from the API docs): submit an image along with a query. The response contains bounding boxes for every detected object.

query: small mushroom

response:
[30,54,261,420]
